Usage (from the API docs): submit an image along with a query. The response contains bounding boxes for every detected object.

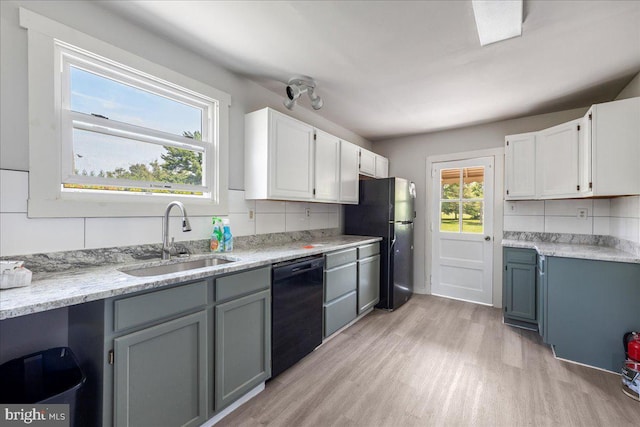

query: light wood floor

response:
[219,294,640,426]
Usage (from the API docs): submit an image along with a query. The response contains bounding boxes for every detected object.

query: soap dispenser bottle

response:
[210,217,224,252]
[222,218,233,252]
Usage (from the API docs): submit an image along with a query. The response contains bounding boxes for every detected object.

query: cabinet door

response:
[590,97,640,196]
[537,256,547,342]
[578,111,593,196]
[339,140,360,204]
[504,133,536,199]
[359,148,376,177]
[215,290,270,411]
[114,311,207,427]
[268,111,315,199]
[314,130,340,202]
[504,263,536,321]
[375,155,389,178]
[536,120,580,198]
[358,255,380,314]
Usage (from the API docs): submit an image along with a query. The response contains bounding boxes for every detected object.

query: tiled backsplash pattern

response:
[504,197,640,244]
[0,170,340,257]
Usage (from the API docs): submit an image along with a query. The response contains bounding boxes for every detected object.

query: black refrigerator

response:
[345,177,416,311]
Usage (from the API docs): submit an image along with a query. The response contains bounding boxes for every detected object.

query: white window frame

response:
[20,8,230,218]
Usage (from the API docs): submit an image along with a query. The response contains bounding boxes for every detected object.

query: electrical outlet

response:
[305,208,311,217]
[248,209,255,220]
[577,208,588,220]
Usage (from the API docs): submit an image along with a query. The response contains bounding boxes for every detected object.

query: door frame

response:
[426,148,504,307]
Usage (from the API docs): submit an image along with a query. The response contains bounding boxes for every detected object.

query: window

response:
[58,42,214,197]
[439,167,485,233]
[21,8,230,217]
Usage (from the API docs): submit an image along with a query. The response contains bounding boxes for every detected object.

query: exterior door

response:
[431,157,494,305]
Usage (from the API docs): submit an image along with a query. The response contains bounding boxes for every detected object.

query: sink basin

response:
[121,257,234,277]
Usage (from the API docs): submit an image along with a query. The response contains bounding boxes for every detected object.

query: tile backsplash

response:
[0,169,341,257]
[504,196,640,244]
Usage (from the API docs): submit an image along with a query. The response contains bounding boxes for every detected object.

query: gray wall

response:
[373,107,590,295]
[0,0,371,190]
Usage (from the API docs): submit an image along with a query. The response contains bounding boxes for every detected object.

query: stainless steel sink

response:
[121,257,234,277]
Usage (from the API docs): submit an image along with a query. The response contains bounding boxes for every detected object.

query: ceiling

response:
[101,1,640,141]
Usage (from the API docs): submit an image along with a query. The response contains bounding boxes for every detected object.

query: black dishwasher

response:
[271,255,324,379]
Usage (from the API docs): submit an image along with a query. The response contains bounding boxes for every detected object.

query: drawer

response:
[358,243,380,259]
[325,248,357,269]
[215,266,270,302]
[324,291,357,338]
[504,247,536,265]
[324,262,357,302]
[113,281,207,333]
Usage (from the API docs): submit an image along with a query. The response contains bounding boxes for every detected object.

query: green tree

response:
[441,183,459,219]
[94,130,204,186]
[462,181,484,219]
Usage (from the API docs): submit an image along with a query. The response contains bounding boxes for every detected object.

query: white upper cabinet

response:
[375,155,389,178]
[359,148,376,177]
[339,140,360,204]
[536,120,580,198]
[245,108,314,201]
[359,147,389,178]
[587,97,640,196]
[504,132,536,199]
[504,97,640,200]
[314,130,340,202]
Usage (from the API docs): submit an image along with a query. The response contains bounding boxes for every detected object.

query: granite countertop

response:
[0,235,381,320]
[501,236,640,264]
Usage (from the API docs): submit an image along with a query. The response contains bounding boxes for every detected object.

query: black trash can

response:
[0,347,85,425]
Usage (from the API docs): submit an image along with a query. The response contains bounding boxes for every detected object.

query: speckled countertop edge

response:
[501,239,640,264]
[0,236,381,320]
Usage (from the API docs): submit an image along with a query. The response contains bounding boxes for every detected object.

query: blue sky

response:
[70,67,202,175]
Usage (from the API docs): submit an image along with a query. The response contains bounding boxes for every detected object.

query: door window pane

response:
[440,201,460,232]
[441,169,460,199]
[462,167,484,199]
[462,202,483,233]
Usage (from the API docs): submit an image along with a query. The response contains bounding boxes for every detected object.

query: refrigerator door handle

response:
[389,222,397,251]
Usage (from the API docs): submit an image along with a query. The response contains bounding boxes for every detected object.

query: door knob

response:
[484,236,491,241]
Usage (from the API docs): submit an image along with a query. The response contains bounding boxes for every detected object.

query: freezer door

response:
[390,221,414,309]
[393,178,414,223]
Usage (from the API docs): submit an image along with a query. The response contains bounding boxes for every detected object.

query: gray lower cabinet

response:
[503,247,537,329]
[214,289,270,411]
[324,248,358,337]
[537,255,547,342]
[358,244,380,314]
[114,311,207,427]
[545,256,640,372]
[69,266,272,427]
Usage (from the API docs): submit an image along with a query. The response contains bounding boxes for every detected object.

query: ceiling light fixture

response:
[283,76,323,110]
[472,0,523,46]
